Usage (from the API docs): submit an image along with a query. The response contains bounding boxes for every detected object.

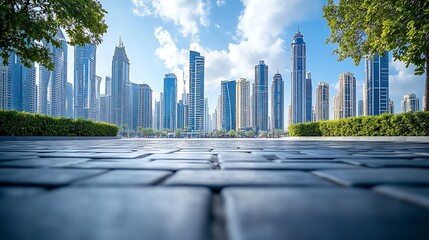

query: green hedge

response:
[289,112,429,136]
[0,110,118,136]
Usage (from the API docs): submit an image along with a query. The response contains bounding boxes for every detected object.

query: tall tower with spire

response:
[291,30,307,124]
[110,37,130,127]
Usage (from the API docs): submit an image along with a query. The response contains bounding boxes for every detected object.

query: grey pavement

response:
[0,138,428,240]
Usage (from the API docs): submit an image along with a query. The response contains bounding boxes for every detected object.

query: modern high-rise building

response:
[66,82,73,118]
[138,84,152,128]
[95,75,102,121]
[253,60,269,131]
[154,98,162,130]
[176,100,185,130]
[316,82,329,121]
[74,44,96,120]
[236,78,251,130]
[221,80,236,131]
[305,72,312,122]
[110,38,130,128]
[163,73,177,130]
[291,30,307,124]
[388,99,395,114]
[216,95,222,131]
[204,98,210,133]
[271,73,284,130]
[365,52,389,116]
[188,50,205,131]
[0,56,9,110]
[105,76,111,96]
[401,93,419,113]
[130,83,139,130]
[333,72,356,119]
[358,100,364,117]
[99,95,110,123]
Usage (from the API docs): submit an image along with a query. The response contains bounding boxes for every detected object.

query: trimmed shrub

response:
[0,110,118,136]
[289,112,429,136]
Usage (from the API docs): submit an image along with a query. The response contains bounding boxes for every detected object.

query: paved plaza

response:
[0,138,429,240]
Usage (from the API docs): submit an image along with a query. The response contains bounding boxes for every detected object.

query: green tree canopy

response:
[0,0,108,70]
[323,0,429,110]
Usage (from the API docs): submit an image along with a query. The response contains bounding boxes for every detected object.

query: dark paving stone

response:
[341,159,429,168]
[374,185,429,209]
[38,152,98,158]
[146,153,214,161]
[220,162,360,170]
[178,148,212,152]
[275,154,337,160]
[0,158,91,168]
[69,161,213,171]
[90,151,152,159]
[75,170,172,186]
[313,168,429,187]
[151,160,213,164]
[222,188,429,240]
[0,187,211,240]
[0,168,106,186]
[0,187,46,199]
[275,159,342,163]
[163,170,332,190]
[217,153,269,162]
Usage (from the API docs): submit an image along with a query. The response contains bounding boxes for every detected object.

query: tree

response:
[174,128,181,138]
[227,130,236,138]
[0,0,108,70]
[323,0,429,111]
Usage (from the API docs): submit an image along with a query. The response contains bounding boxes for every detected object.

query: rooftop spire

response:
[118,36,123,47]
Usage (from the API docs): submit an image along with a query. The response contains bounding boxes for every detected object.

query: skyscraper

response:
[253,60,269,131]
[66,82,73,118]
[305,72,312,122]
[388,99,395,114]
[130,83,139,130]
[291,30,307,124]
[236,78,251,130]
[221,80,236,131]
[74,44,96,120]
[401,93,419,113]
[358,100,363,117]
[316,82,329,121]
[204,98,210,133]
[105,76,111,96]
[99,95,110,123]
[188,50,205,131]
[138,84,152,128]
[176,100,185,130]
[271,73,284,130]
[110,38,130,128]
[95,75,102,121]
[365,52,389,116]
[163,73,177,131]
[38,30,67,117]
[333,72,356,119]
[0,56,9,110]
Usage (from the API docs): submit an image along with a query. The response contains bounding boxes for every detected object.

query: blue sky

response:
[70,0,425,123]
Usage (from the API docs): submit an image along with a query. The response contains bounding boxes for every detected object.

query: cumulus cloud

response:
[152,0,320,96]
[216,0,225,7]
[132,0,209,38]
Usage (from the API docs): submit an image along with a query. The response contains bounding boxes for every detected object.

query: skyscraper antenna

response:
[119,36,123,47]
[297,25,300,33]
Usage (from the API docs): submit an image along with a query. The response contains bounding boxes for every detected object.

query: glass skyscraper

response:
[316,82,329,121]
[253,60,269,132]
[334,72,356,119]
[291,31,307,124]
[66,82,73,118]
[138,84,152,128]
[188,51,205,131]
[131,83,140,130]
[271,73,284,130]
[74,44,96,120]
[110,38,130,128]
[236,78,251,130]
[221,80,236,131]
[305,72,312,122]
[365,52,389,116]
[163,73,177,131]
[401,93,419,113]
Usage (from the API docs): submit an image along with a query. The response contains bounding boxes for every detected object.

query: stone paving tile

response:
[69,161,213,171]
[0,187,46,199]
[0,187,211,240]
[220,162,361,171]
[163,170,332,190]
[217,153,269,162]
[313,168,429,187]
[341,159,429,168]
[374,185,429,209]
[145,153,214,161]
[151,160,213,164]
[222,188,429,240]
[75,170,172,186]
[0,168,106,186]
[0,158,92,168]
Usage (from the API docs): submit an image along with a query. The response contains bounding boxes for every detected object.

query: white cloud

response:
[132,0,209,38]
[216,0,225,7]
[153,0,320,96]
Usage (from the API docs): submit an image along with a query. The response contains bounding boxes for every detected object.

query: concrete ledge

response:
[284,136,429,142]
[0,136,121,141]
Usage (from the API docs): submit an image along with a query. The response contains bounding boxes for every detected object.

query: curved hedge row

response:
[0,110,118,136]
[289,112,429,136]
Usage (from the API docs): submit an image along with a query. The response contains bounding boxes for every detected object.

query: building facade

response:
[316,82,329,121]
[401,93,419,113]
[188,51,205,131]
[388,99,395,114]
[163,73,177,131]
[110,38,130,128]
[291,31,307,124]
[253,60,269,131]
[305,72,312,122]
[365,52,389,116]
[66,82,73,118]
[221,80,236,131]
[130,83,140,130]
[358,100,363,117]
[236,78,251,130]
[74,44,96,120]
[334,72,356,119]
[271,73,284,130]
[138,84,152,128]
